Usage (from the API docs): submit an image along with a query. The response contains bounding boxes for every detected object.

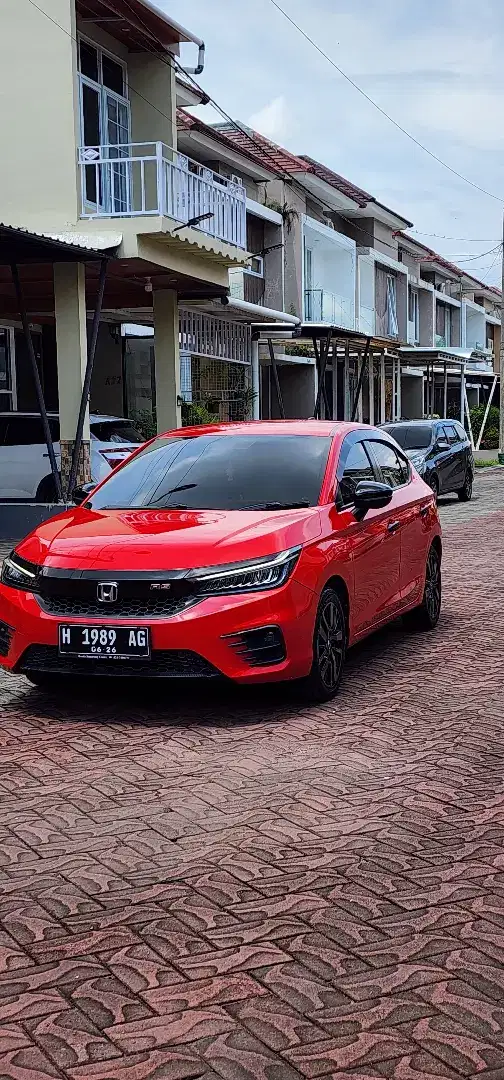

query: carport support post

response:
[267,337,285,419]
[443,359,448,417]
[54,262,91,494]
[153,289,181,432]
[460,362,465,427]
[350,337,370,422]
[68,258,107,500]
[11,263,63,502]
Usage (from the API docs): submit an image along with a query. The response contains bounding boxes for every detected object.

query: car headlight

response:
[190,547,301,597]
[1,552,40,592]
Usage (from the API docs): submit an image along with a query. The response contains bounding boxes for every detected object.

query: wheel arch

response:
[323,574,350,640]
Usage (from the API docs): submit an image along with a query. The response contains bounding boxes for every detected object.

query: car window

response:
[443,424,458,445]
[86,434,332,511]
[382,423,433,450]
[454,422,467,442]
[0,418,7,446]
[367,440,409,488]
[49,418,60,442]
[90,420,142,444]
[3,417,46,445]
[338,441,375,506]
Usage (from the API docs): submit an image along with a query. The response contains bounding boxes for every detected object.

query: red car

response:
[0,421,441,702]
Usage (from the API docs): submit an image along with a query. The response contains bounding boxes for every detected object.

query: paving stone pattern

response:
[0,473,504,1078]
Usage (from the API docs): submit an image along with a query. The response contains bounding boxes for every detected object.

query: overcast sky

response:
[165,0,504,285]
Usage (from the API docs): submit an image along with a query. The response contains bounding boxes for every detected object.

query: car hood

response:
[16,506,323,572]
[404,448,427,460]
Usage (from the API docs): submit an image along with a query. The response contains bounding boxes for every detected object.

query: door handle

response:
[387,520,400,534]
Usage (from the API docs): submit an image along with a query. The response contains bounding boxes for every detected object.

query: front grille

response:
[37,595,198,619]
[19,646,221,679]
[224,625,286,667]
[0,621,13,658]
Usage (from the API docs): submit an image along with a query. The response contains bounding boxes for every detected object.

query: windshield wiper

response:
[240,500,311,510]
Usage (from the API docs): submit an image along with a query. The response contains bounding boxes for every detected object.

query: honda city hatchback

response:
[0,421,442,702]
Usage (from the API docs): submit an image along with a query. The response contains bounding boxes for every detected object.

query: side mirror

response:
[353,480,393,521]
[436,438,450,452]
[72,482,95,505]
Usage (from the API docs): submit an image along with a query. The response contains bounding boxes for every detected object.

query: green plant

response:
[131,409,157,441]
[469,404,500,449]
[181,401,219,426]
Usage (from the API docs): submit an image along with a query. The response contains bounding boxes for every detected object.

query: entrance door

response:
[79,38,131,214]
[104,93,130,213]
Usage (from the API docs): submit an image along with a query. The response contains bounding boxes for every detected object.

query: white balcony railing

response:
[78,143,247,248]
[304,288,354,329]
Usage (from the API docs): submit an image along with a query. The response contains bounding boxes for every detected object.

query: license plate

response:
[58,625,151,660]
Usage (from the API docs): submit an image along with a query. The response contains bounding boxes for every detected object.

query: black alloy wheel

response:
[301,587,347,702]
[458,470,473,502]
[404,545,441,632]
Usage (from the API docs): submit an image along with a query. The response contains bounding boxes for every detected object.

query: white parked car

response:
[0,413,143,501]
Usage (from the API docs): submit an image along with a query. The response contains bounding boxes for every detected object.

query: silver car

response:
[0,413,143,502]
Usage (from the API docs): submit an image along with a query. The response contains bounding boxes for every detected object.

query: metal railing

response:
[304,288,354,329]
[78,143,247,248]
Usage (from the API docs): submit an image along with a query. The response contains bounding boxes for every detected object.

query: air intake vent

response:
[224,625,286,667]
[0,622,13,658]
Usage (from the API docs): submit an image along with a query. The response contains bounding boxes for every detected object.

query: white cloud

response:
[248,96,291,141]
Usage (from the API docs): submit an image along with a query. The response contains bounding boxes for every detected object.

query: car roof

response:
[158,420,371,439]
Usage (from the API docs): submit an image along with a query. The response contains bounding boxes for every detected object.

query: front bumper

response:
[0,578,317,684]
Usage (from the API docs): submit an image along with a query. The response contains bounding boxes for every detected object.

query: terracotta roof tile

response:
[211,124,310,174]
[299,156,372,207]
[176,110,280,174]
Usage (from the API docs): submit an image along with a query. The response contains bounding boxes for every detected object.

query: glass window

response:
[86,434,332,511]
[339,442,374,506]
[367,440,408,488]
[4,418,45,445]
[79,40,99,82]
[0,417,8,444]
[102,54,125,96]
[443,424,458,445]
[90,420,142,444]
[382,423,433,451]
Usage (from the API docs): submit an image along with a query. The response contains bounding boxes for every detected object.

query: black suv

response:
[382,419,473,501]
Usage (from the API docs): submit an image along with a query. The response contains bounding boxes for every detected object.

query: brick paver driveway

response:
[1,471,504,1079]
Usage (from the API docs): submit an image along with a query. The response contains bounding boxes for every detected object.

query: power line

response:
[411,230,500,243]
[268,0,504,205]
[24,0,503,284]
[449,244,502,264]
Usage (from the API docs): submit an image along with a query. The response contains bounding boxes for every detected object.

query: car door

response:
[335,433,402,637]
[3,416,47,498]
[369,437,432,610]
[432,423,454,494]
[443,423,465,489]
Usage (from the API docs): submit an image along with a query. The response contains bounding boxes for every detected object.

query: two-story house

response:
[0,0,250,486]
[213,124,413,424]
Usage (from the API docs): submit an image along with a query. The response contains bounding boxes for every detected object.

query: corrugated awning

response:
[0,224,119,263]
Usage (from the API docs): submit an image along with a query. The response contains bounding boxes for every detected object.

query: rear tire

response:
[458,470,473,502]
[36,475,58,504]
[299,587,347,703]
[403,545,441,632]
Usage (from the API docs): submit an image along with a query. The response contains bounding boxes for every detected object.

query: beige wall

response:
[0,0,81,230]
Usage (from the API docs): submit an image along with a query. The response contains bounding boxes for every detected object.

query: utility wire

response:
[25,0,502,282]
[268,0,504,205]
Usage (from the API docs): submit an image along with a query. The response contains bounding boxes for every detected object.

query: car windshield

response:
[91,420,143,444]
[383,424,433,451]
[86,434,332,511]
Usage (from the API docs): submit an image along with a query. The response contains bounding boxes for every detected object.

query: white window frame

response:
[78,35,131,211]
[0,326,17,411]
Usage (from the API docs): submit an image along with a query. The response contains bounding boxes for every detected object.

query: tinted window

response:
[443,425,458,445]
[4,418,45,445]
[454,422,467,441]
[0,418,7,445]
[79,40,99,82]
[87,434,332,511]
[91,421,142,444]
[382,423,433,450]
[367,441,409,488]
[339,442,374,505]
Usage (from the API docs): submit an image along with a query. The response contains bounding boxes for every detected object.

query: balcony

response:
[304,288,353,328]
[78,143,247,248]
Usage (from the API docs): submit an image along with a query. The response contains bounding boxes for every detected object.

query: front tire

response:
[403,545,441,632]
[458,470,473,502]
[300,587,347,703]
